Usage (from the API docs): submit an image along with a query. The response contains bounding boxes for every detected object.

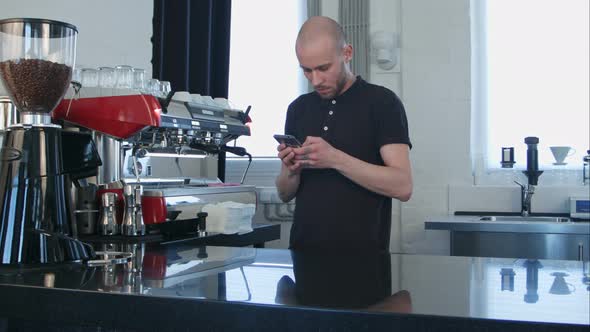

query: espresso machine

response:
[0,18,101,265]
[53,71,256,236]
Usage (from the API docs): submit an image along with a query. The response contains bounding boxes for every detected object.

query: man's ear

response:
[342,44,353,63]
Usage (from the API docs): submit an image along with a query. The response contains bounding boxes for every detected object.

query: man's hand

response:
[276,143,303,202]
[277,143,305,175]
[292,136,343,169]
[293,138,412,201]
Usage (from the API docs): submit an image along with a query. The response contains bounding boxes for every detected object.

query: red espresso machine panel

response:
[54,87,161,139]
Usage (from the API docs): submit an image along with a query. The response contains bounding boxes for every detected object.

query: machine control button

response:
[328,111,333,115]
[331,100,336,105]
[323,126,328,131]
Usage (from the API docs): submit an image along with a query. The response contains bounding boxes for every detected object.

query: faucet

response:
[515,181,534,216]
[516,137,544,217]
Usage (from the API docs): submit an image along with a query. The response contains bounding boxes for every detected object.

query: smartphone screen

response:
[273,134,302,148]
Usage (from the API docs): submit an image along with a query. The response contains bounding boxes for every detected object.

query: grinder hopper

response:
[0,18,100,265]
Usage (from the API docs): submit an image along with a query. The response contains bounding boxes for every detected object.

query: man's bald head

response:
[296,16,347,54]
[295,16,355,99]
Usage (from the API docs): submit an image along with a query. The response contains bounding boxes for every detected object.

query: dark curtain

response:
[152,0,231,97]
[152,0,232,181]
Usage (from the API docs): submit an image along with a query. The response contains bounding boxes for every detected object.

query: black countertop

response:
[0,241,589,331]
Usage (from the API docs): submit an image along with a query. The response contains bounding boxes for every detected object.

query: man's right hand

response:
[277,143,304,175]
[276,143,303,202]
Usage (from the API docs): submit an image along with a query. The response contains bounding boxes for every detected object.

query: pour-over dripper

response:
[0,18,77,117]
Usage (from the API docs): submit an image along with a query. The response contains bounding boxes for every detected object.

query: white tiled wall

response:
[396,0,472,254]
[369,0,404,253]
[400,186,450,255]
[450,185,590,214]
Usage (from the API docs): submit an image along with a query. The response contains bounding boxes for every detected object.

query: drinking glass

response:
[72,66,83,84]
[132,68,146,91]
[146,78,160,96]
[114,65,133,89]
[159,81,171,98]
[98,67,115,88]
[81,68,98,87]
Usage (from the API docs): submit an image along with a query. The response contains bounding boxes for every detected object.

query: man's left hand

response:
[292,136,343,169]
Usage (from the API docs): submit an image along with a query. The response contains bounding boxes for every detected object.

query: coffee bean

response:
[0,59,72,113]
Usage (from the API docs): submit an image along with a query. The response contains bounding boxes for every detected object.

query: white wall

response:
[368,0,403,253]
[396,0,472,254]
[2,0,154,77]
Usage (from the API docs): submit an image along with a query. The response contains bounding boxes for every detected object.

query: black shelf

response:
[79,223,280,248]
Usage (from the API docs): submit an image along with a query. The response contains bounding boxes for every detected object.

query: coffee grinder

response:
[0,18,101,265]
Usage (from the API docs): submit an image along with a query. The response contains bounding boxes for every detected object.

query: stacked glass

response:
[71,64,170,97]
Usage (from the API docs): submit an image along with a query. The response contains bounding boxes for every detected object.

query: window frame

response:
[470,0,587,187]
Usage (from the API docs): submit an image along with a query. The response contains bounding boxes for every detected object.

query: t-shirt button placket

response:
[323,100,335,135]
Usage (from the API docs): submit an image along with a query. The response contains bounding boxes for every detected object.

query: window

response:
[472,0,589,184]
[228,0,307,157]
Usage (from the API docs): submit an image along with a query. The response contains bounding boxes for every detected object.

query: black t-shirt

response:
[285,76,411,252]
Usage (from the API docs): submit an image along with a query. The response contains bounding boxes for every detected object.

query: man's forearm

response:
[275,165,301,202]
[333,152,412,201]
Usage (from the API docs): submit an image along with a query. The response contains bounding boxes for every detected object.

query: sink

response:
[479,216,571,223]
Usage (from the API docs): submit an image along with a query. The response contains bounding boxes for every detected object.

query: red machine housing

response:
[54,91,162,139]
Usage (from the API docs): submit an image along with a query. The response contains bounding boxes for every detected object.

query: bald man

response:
[276,16,412,252]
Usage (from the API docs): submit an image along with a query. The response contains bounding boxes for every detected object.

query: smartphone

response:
[273,134,302,148]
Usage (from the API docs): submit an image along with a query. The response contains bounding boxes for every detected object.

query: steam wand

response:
[131,144,142,184]
[187,143,252,184]
[221,146,252,184]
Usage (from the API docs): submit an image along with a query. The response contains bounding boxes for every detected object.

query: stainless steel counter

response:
[425,216,590,234]
[426,216,590,260]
